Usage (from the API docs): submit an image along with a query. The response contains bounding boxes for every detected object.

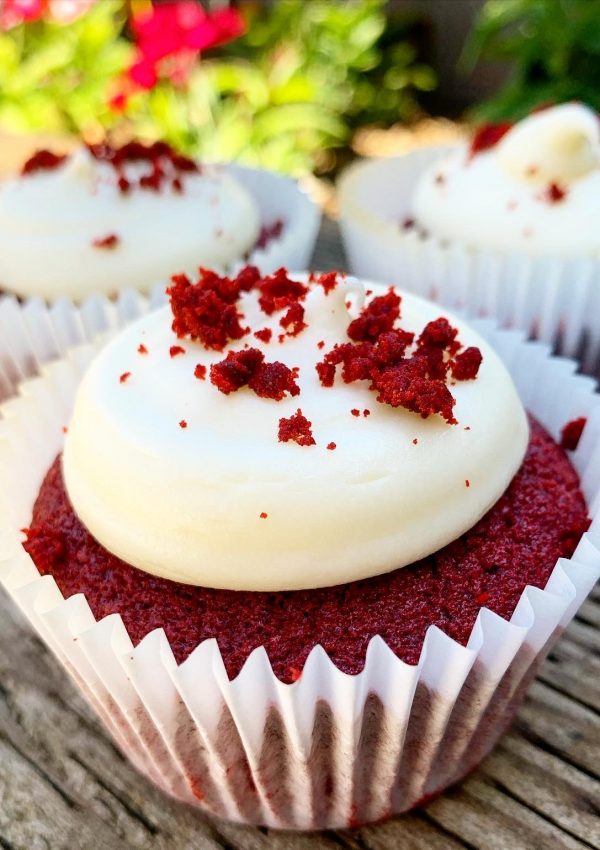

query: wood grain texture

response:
[0,218,598,850]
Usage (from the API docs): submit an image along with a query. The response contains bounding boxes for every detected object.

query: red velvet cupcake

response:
[1,268,599,830]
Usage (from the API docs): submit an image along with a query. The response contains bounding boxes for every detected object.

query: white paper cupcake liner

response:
[1,293,599,830]
[338,149,600,374]
[0,162,320,307]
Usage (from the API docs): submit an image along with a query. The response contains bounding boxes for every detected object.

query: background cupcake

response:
[0,140,320,302]
[1,269,598,830]
[338,104,600,371]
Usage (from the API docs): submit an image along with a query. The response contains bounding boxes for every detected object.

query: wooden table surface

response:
[1,218,599,850]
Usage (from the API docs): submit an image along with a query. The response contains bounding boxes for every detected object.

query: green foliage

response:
[0,0,436,175]
[0,1,132,134]
[462,0,600,121]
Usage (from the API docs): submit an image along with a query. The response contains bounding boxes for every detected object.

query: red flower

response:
[126,1,245,91]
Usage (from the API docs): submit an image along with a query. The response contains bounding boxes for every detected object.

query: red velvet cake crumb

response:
[92,233,120,250]
[279,303,307,337]
[260,512,268,519]
[347,288,401,342]
[138,344,148,355]
[119,372,131,384]
[545,182,567,204]
[167,271,249,351]
[257,268,308,316]
[254,328,273,344]
[169,345,186,358]
[327,442,336,451]
[255,220,284,251]
[210,348,299,401]
[469,122,512,157]
[278,409,315,446]
[451,347,483,380]
[194,364,207,380]
[21,149,67,175]
[311,271,339,295]
[24,418,588,683]
[179,420,187,429]
[317,293,481,425]
[560,417,586,451]
[351,409,360,417]
[86,140,199,195]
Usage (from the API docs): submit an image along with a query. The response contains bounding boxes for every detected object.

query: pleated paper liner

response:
[0,293,599,829]
[338,149,600,374]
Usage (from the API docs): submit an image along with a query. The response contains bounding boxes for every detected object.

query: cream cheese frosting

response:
[63,273,529,591]
[413,103,600,257]
[0,146,260,300]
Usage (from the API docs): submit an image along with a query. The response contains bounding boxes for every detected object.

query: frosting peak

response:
[497,103,600,184]
[413,103,600,257]
[63,270,528,591]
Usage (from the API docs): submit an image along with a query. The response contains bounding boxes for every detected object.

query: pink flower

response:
[1,0,47,29]
[0,0,94,28]
[127,0,245,90]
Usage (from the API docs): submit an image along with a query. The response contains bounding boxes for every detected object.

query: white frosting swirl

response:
[413,104,600,257]
[63,275,528,591]
[0,148,260,300]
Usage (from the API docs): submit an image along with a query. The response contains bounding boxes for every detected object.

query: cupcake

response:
[338,103,600,370]
[1,267,599,830]
[0,141,320,301]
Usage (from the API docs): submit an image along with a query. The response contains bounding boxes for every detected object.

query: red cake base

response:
[23,417,588,683]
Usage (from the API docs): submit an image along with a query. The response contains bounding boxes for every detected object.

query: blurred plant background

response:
[0,0,436,175]
[462,0,600,120]
[0,0,597,177]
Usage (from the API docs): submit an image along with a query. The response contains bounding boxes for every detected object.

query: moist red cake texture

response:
[23,418,588,684]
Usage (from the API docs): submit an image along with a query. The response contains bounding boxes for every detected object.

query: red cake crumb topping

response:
[179,420,188,429]
[86,140,199,195]
[254,328,273,344]
[310,271,339,295]
[169,345,186,358]
[469,122,512,157]
[413,438,418,445]
[465,479,470,487]
[278,409,315,446]
[327,442,336,450]
[119,372,131,384]
[255,219,284,251]
[279,303,307,337]
[363,409,370,417]
[351,409,360,417]
[317,341,325,350]
[21,149,67,175]
[260,512,268,519]
[165,267,482,429]
[210,348,299,401]
[194,364,207,380]
[560,417,586,451]
[257,268,308,316]
[451,347,483,380]
[544,182,567,204]
[92,233,120,250]
[167,270,249,350]
[316,292,481,425]
[138,344,148,355]
[347,288,401,342]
